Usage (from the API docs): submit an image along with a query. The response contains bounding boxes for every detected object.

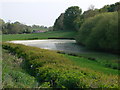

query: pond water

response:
[9,39,91,54]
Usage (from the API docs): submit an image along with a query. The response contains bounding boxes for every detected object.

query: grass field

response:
[77,52,119,70]
[2,30,77,41]
[59,51,119,71]
[64,54,119,75]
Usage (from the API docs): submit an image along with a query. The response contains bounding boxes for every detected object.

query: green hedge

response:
[2,43,119,88]
[76,12,119,53]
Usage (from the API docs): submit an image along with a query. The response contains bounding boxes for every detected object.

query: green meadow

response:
[2,31,77,41]
[64,54,119,75]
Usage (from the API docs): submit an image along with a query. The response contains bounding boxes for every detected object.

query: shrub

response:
[76,12,119,53]
[2,43,119,88]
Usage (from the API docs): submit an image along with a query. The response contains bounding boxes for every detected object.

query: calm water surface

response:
[9,39,92,54]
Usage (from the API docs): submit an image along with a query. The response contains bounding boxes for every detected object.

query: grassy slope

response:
[2,43,119,88]
[2,49,39,88]
[60,51,119,71]
[64,54,118,75]
[81,52,119,70]
[2,30,77,41]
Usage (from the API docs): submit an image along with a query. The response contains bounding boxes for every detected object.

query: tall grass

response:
[2,49,39,88]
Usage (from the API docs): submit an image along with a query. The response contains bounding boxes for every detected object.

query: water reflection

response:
[9,39,89,54]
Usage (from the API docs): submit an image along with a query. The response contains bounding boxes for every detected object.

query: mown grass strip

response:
[63,54,119,75]
[2,31,77,41]
[2,43,119,88]
[58,51,119,71]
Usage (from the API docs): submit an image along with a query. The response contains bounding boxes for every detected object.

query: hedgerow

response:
[2,43,119,88]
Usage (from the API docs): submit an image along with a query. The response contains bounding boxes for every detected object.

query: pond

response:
[9,39,90,54]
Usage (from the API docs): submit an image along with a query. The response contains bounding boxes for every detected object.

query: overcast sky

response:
[0,0,119,27]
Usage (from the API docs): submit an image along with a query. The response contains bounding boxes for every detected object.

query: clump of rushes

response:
[2,43,119,88]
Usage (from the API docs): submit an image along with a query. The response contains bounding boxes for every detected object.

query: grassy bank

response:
[2,30,77,41]
[2,43,119,88]
[78,52,119,70]
[58,51,119,71]
[2,49,39,88]
[64,54,119,75]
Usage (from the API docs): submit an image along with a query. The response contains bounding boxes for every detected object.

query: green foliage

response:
[101,2,120,12]
[76,15,102,45]
[63,6,82,30]
[1,20,48,34]
[2,49,38,88]
[76,12,119,53]
[0,19,5,31]
[53,6,82,31]
[53,2,120,32]
[31,25,48,32]
[2,43,119,88]
[83,9,99,19]
[82,2,120,20]
[2,21,32,34]
[73,14,84,31]
[53,13,64,31]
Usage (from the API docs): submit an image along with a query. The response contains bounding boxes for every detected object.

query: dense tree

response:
[31,25,48,32]
[76,15,102,45]
[11,22,24,34]
[63,6,82,30]
[2,21,32,34]
[73,15,84,31]
[99,2,120,13]
[53,13,64,31]
[107,2,120,12]
[0,19,5,34]
[48,26,53,31]
[82,2,120,20]
[1,20,49,34]
[83,9,99,19]
[4,22,13,34]
[76,12,119,53]
[0,19,5,29]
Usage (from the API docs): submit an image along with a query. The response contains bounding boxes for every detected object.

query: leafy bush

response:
[2,43,119,88]
[2,49,38,88]
[76,15,102,45]
[76,12,119,53]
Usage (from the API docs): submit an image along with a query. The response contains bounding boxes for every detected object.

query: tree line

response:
[53,2,120,53]
[0,20,49,34]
